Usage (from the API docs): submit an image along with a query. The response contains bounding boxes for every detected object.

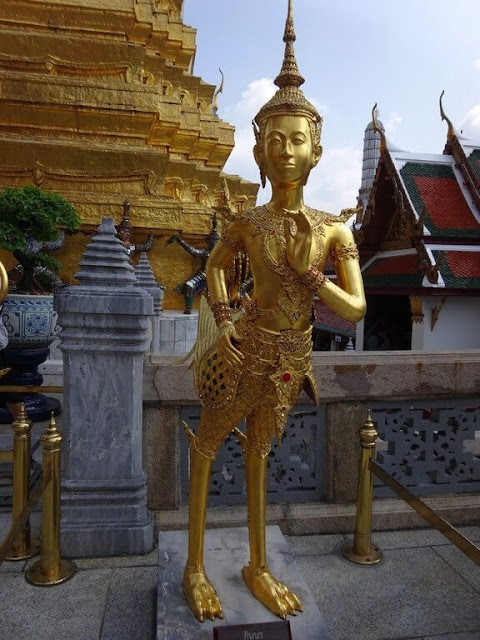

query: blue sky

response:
[183,1,480,212]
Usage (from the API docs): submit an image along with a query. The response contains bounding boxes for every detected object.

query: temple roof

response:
[313,299,355,337]
[432,249,480,289]
[398,159,480,240]
[362,251,424,290]
[356,122,480,294]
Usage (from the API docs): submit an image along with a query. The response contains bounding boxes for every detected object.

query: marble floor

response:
[0,511,479,640]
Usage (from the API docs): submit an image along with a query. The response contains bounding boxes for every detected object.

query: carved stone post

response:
[134,251,164,353]
[55,218,154,557]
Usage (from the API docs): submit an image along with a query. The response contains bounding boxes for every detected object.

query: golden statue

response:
[182,0,366,622]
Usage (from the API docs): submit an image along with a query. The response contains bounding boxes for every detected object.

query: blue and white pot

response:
[0,294,61,423]
[1,294,59,350]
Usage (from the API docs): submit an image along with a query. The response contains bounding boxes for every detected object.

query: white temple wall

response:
[422,296,480,350]
[411,317,424,350]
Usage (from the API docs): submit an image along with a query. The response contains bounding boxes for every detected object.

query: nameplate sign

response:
[213,620,292,640]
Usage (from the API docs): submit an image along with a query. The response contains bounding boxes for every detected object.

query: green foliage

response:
[0,185,80,253]
[0,185,81,247]
[30,252,61,273]
[0,185,81,290]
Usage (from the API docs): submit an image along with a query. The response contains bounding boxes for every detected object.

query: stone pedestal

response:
[55,218,154,557]
[158,310,198,352]
[156,526,332,640]
[134,251,164,354]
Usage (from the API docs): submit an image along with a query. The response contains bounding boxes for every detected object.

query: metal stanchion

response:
[342,410,382,565]
[26,413,76,585]
[6,404,40,560]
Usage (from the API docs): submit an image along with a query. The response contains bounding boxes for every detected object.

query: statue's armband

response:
[330,242,359,269]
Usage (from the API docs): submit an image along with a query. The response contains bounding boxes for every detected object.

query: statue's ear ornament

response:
[259,165,266,190]
[252,119,260,145]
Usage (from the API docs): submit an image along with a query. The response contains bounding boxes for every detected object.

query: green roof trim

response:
[363,272,424,288]
[467,149,480,182]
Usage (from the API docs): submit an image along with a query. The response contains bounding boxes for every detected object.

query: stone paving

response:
[0,512,479,640]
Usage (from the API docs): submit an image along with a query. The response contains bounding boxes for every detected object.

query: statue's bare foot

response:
[182,567,223,622]
[242,565,302,619]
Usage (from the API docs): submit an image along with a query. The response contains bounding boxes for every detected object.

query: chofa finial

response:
[372,103,387,154]
[439,90,455,143]
[212,68,224,118]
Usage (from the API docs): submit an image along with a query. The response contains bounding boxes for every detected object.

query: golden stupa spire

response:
[274,0,305,89]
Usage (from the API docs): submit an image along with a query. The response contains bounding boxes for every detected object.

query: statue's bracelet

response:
[303,266,327,292]
[210,300,233,325]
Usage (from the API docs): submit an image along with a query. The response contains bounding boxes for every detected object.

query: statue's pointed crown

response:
[253,0,322,133]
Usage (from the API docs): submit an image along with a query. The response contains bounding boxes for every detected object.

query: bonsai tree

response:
[0,185,81,293]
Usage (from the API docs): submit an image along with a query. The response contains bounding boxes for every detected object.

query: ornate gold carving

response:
[0,165,161,196]
[409,296,424,324]
[165,177,185,200]
[382,178,413,248]
[161,80,174,96]
[414,204,428,240]
[191,183,208,204]
[235,195,248,213]
[155,1,182,20]
[0,53,132,81]
[415,242,440,285]
[0,0,258,318]
[179,89,192,105]
[431,296,447,330]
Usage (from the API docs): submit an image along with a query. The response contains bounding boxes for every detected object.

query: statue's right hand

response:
[217,321,244,368]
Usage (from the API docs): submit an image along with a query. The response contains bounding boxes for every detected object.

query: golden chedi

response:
[0,0,257,308]
[183,0,366,623]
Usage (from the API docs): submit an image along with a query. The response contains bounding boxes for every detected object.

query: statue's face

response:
[117,228,131,243]
[260,114,319,187]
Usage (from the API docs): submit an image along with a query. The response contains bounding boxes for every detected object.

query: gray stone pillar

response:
[134,252,164,353]
[55,218,154,557]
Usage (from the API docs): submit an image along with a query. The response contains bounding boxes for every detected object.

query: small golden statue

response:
[182,0,366,622]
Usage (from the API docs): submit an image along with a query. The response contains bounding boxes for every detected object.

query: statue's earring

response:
[259,164,266,189]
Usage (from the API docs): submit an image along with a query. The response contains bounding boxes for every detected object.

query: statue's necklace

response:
[248,205,326,324]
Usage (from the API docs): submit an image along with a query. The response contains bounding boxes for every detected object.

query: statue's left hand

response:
[284,210,313,276]
[217,321,244,368]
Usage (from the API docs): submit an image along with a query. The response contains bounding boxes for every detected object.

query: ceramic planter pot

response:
[1,294,59,349]
[0,294,60,422]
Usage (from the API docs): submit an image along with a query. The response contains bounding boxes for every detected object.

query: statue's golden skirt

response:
[194,316,316,459]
